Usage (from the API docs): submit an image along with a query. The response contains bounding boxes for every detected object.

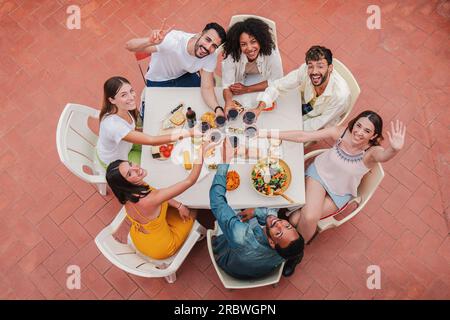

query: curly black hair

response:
[223,18,275,62]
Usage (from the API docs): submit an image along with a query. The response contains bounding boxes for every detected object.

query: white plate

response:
[171,138,222,181]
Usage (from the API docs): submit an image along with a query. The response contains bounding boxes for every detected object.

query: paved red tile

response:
[0,0,448,300]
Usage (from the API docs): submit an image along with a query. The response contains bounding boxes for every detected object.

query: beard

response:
[194,38,209,58]
[309,71,329,87]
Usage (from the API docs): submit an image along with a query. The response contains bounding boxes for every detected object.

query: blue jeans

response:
[142,72,201,118]
[146,72,201,87]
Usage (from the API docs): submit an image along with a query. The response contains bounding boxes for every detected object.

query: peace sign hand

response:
[387,120,406,151]
[149,19,173,45]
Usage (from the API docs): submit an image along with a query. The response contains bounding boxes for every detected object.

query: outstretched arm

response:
[209,139,248,246]
[123,128,193,145]
[370,120,406,164]
[200,70,224,116]
[125,19,173,53]
[259,126,342,143]
[147,141,217,205]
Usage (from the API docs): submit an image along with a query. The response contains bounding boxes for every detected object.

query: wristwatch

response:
[214,106,224,113]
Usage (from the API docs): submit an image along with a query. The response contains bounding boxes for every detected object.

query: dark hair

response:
[275,235,305,261]
[305,45,333,65]
[99,76,139,123]
[105,160,151,204]
[223,18,275,62]
[347,110,384,146]
[203,22,226,46]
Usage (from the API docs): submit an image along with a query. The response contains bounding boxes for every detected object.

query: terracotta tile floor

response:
[0,0,449,300]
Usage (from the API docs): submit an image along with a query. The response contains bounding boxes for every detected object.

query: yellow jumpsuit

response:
[127,200,194,260]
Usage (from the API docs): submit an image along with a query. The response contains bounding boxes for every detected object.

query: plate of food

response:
[200,112,216,128]
[151,143,175,160]
[251,158,291,197]
[171,137,222,181]
[226,170,240,191]
[162,104,186,129]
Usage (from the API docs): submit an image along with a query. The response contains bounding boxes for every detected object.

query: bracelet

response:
[214,106,224,113]
[176,203,182,209]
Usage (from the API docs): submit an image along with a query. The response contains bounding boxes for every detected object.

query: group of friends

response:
[96,18,406,279]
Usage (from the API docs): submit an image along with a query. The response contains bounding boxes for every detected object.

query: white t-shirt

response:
[145,30,218,81]
[97,113,135,166]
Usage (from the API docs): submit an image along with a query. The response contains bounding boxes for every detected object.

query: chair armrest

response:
[109,206,127,232]
[304,149,327,161]
[332,197,361,226]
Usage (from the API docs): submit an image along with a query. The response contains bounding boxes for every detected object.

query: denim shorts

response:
[305,163,352,209]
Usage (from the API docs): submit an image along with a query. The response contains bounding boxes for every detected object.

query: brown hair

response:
[305,45,333,65]
[347,110,384,146]
[99,76,139,123]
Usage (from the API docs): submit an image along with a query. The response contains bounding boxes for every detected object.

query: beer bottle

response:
[186,107,197,128]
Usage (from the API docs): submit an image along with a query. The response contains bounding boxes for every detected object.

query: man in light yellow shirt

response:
[252,46,351,131]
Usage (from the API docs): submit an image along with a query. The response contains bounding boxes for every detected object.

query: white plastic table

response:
[142,87,305,209]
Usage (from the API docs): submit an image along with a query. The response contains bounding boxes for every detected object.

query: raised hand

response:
[387,119,406,151]
[200,139,220,161]
[149,18,173,45]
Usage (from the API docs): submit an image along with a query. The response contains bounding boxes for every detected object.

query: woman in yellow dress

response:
[105,141,215,259]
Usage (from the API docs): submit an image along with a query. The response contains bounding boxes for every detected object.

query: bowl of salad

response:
[251,158,291,197]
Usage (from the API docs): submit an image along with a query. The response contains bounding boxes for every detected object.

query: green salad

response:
[251,161,287,196]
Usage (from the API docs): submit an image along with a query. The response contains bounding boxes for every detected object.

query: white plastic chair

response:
[95,206,206,283]
[206,221,285,290]
[229,14,278,46]
[56,103,107,195]
[304,149,384,232]
[333,58,361,126]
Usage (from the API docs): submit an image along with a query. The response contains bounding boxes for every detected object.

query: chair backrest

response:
[206,222,284,289]
[228,14,278,47]
[135,52,151,85]
[95,206,204,280]
[332,58,361,126]
[356,161,384,207]
[56,103,105,184]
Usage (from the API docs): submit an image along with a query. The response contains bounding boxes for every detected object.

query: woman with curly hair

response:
[222,18,283,112]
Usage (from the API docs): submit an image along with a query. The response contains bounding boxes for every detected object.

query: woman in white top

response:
[97,76,195,167]
[259,111,406,243]
[222,18,283,113]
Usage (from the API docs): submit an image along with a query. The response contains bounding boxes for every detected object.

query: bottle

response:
[186,107,197,128]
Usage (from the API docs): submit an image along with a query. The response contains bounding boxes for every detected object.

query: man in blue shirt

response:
[209,138,304,279]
